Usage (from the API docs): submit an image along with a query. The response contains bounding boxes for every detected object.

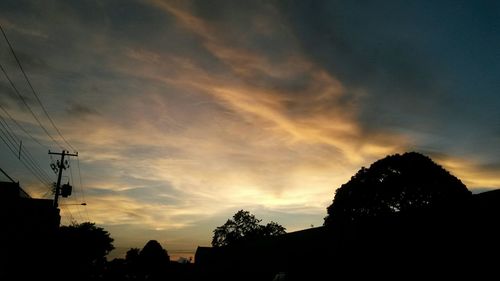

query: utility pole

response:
[49,150,78,208]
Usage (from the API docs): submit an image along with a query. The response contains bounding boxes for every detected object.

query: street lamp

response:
[60,202,87,206]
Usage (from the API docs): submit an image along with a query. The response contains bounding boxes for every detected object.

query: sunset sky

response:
[0,0,499,260]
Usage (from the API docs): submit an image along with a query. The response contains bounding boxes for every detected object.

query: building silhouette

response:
[0,180,60,279]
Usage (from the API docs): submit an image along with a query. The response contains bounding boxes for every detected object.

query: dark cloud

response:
[15,51,49,72]
[191,0,296,62]
[282,1,446,119]
[65,102,99,117]
[280,0,500,158]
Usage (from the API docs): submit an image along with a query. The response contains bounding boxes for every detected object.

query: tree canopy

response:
[324,152,471,225]
[58,222,115,263]
[212,210,286,247]
[57,222,114,279]
[140,240,170,267]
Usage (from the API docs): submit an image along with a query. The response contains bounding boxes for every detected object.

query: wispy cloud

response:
[0,0,498,258]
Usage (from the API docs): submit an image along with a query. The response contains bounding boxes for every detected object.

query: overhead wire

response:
[76,157,90,220]
[0,102,48,149]
[21,148,53,184]
[0,24,88,220]
[0,24,77,152]
[0,149,52,187]
[41,187,54,199]
[60,205,75,225]
[68,158,84,222]
[0,62,64,149]
[0,127,51,187]
[0,115,51,182]
[0,112,53,184]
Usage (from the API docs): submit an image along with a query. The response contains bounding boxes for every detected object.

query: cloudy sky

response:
[0,0,499,259]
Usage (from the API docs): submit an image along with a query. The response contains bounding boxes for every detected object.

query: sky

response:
[0,0,499,260]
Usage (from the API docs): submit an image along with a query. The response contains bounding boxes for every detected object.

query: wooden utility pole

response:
[49,150,78,208]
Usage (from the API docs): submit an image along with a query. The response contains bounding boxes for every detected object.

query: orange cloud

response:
[50,3,500,240]
[432,154,500,190]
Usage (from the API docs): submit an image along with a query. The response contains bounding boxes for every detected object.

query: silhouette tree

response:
[212,210,286,247]
[139,240,170,279]
[126,247,141,262]
[125,247,141,278]
[263,221,287,237]
[324,152,471,225]
[57,222,114,279]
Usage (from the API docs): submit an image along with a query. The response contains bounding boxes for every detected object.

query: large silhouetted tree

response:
[212,210,286,247]
[140,240,170,265]
[324,152,471,225]
[57,222,114,279]
[139,240,170,279]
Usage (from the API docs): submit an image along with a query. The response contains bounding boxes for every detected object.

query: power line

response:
[0,24,77,152]
[0,127,51,187]
[41,186,54,199]
[0,113,54,187]
[21,148,53,183]
[0,114,53,181]
[76,157,90,220]
[5,150,51,187]
[21,148,52,184]
[0,62,64,149]
[0,25,86,219]
[68,159,84,222]
[0,167,17,183]
[0,115,52,183]
[60,205,75,225]
[0,102,48,149]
